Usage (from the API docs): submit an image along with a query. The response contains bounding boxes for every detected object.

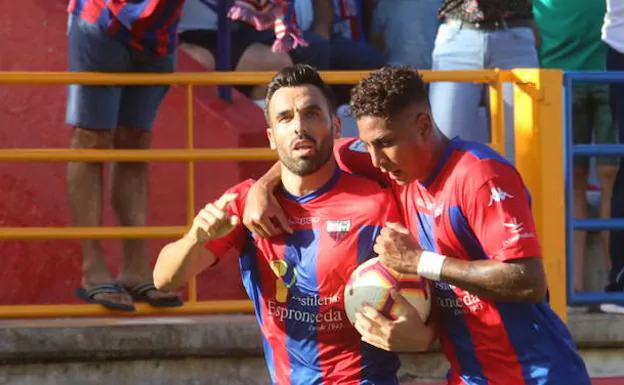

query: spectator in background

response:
[534,0,617,308]
[601,0,624,314]
[66,0,184,311]
[371,0,442,70]
[178,0,383,120]
[178,0,293,104]
[293,0,383,104]
[294,0,384,136]
[429,0,538,158]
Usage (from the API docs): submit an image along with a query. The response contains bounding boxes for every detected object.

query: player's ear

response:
[266,127,277,150]
[415,110,433,140]
[332,114,342,139]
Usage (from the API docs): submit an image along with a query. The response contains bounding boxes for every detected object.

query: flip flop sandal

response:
[123,282,183,308]
[74,283,136,312]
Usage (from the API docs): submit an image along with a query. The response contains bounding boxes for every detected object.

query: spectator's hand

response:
[374,222,421,274]
[354,289,434,352]
[188,193,239,243]
[243,180,293,238]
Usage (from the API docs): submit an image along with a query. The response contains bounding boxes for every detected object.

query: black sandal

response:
[74,283,136,312]
[123,282,183,308]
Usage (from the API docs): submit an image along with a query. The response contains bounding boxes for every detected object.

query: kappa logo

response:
[488,187,514,206]
[288,216,320,226]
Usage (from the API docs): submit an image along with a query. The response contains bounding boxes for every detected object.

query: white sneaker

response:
[599,303,624,314]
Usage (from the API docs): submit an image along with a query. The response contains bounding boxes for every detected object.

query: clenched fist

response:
[374,222,422,274]
[188,192,239,244]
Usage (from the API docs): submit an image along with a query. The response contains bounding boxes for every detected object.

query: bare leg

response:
[111,126,179,301]
[598,165,618,271]
[68,127,133,307]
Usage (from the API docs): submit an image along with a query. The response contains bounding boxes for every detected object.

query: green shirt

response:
[533,0,607,70]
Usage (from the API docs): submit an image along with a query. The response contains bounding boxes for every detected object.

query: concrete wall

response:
[1,314,623,384]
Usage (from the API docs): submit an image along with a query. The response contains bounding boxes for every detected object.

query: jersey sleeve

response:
[334,138,390,187]
[203,180,253,263]
[462,162,542,262]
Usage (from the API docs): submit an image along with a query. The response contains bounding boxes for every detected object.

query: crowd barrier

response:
[564,71,624,307]
[0,69,567,320]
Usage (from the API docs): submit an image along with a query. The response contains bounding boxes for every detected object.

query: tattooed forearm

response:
[439,257,547,302]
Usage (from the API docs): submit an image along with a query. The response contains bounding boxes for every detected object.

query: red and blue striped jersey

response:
[334,137,591,385]
[67,0,184,56]
[332,0,364,41]
[205,169,402,385]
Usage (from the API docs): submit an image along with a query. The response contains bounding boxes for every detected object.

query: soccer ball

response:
[343,257,431,327]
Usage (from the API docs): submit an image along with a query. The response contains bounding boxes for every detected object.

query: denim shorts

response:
[65,14,175,131]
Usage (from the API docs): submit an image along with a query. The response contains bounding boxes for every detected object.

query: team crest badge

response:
[326,220,351,242]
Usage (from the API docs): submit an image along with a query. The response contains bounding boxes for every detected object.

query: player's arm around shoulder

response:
[153,186,246,291]
[334,138,390,186]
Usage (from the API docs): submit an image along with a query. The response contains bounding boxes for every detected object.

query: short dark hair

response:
[264,64,336,123]
[350,65,428,121]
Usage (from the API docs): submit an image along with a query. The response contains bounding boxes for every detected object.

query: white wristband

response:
[417,251,447,281]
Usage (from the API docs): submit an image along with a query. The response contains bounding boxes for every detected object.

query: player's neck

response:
[418,134,451,184]
[281,158,338,197]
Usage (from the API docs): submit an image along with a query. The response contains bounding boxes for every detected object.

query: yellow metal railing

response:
[0,69,565,321]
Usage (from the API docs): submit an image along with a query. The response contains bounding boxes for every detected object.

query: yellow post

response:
[186,84,198,303]
[512,69,566,322]
[488,72,506,155]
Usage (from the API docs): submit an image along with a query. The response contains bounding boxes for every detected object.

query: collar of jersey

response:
[420,136,461,189]
[279,167,343,204]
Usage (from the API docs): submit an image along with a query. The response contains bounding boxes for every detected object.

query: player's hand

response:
[354,290,435,352]
[374,222,421,274]
[188,192,239,244]
[243,180,293,238]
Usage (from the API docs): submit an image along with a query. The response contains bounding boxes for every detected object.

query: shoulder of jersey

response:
[223,179,255,211]
[451,142,517,185]
[338,170,391,197]
[453,140,510,167]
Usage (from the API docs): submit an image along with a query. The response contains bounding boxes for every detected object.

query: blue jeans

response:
[429,22,539,158]
[373,0,441,70]
[607,45,624,289]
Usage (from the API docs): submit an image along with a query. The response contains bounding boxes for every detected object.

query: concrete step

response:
[0,313,623,384]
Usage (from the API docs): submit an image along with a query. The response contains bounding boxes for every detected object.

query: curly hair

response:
[264,64,336,123]
[350,65,428,121]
